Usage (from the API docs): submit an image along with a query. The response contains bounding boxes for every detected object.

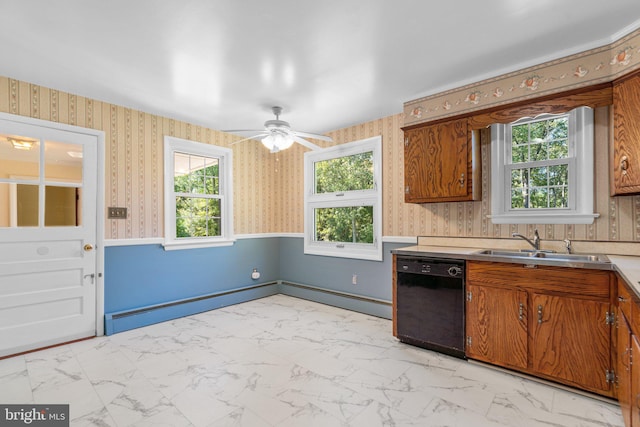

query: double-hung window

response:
[489,106,597,224]
[164,136,234,249]
[304,136,382,261]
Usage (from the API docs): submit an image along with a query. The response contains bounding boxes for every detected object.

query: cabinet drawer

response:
[467,261,611,299]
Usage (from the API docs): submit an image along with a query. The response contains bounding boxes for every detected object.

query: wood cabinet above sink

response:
[612,71,640,195]
[403,118,481,203]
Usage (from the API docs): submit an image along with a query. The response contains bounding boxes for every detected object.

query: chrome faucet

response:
[512,229,540,251]
[563,238,572,254]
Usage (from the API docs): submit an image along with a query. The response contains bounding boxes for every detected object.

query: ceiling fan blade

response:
[292,130,333,142]
[223,129,266,134]
[291,135,321,151]
[230,133,268,145]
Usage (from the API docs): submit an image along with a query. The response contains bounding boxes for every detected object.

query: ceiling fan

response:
[224,106,333,153]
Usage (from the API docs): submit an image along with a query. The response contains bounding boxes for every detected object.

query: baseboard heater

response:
[278,281,392,320]
[104,282,279,335]
[104,280,392,335]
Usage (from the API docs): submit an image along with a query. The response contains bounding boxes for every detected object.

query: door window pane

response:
[45,186,80,226]
[1,134,40,180]
[0,183,9,227]
[45,140,82,184]
[16,184,39,227]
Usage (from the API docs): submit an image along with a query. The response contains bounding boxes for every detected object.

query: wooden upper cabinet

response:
[613,72,640,195]
[403,118,480,203]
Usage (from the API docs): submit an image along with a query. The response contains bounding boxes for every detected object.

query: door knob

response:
[84,244,94,252]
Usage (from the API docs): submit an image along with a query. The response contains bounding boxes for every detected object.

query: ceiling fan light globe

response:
[261,135,275,150]
[275,133,294,150]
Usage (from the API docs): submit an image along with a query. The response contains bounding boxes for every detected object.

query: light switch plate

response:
[108,207,127,219]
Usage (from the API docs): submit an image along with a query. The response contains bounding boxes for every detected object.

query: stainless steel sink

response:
[477,249,610,263]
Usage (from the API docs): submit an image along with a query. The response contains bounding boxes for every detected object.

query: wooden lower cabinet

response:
[618,313,633,427]
[465,284,527,370]
[531,293,611,392]
[617,278,640,427]
[466,261,614,397]
[632,335,640,427]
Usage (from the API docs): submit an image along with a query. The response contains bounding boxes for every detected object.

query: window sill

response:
[163,238,236,251]
[488,213,599,225]
[304,243,383,261]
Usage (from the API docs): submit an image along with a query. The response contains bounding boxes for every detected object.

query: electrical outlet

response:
[352,274,357,285]
[108,207,127,219]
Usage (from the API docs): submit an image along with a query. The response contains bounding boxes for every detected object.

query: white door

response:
[0,115,100,357]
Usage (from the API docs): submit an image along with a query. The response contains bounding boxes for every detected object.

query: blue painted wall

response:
[104,236,408,332]
[104,237,281,313]
[278,237,407,301]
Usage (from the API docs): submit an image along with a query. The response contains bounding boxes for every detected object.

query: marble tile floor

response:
[0,294,624,426]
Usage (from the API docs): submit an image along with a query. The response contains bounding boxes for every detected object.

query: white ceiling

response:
[2,1,640,137]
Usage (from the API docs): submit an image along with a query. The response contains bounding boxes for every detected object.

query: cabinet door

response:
[531,293,611,394]
[613,73,640,195]
[424,119,468,199]
[404,118,471,203]
[632,335,640,427]
[404,127,428,202]
[618,313,632,427]
[465,284,528,370]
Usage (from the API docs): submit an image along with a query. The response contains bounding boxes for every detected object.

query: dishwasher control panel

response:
[396,257,464,278]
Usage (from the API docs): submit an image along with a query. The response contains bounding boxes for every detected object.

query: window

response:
[489,106,598,224]
[164,136,234,249]
[304,136,382,261]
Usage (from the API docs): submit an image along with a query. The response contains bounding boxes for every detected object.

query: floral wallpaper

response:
[404,28,640,126]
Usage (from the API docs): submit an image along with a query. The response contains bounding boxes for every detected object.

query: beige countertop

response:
[609,255,640,296]
[393,245,640,297]
[392,245,480,256]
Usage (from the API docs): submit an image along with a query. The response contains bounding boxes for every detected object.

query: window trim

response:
[489,106,598,224]
[304,135,382,261]
[163,136,234,250]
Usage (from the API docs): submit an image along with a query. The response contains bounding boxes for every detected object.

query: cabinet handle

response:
[518,303,524,321]
[459,173,465,187]
[621,156,629,174]
[623,347,632,370]
[537,305,543,324]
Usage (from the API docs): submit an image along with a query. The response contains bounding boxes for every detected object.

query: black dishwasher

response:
[396,256,465,359]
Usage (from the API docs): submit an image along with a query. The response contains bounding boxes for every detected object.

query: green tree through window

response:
[510,116,569,209]
[313,152,374,243]
[304,136,382,260]
[174,153,221,238]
